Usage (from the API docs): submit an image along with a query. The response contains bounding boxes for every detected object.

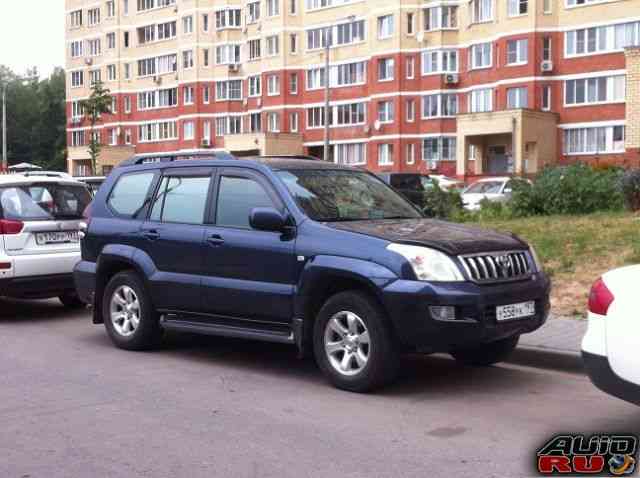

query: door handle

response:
[206,234,225,246]
[142,229,160,241]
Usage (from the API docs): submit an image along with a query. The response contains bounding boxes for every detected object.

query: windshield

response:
[0,183,92,221]
[464,181,504,195]
[277,169,422,222]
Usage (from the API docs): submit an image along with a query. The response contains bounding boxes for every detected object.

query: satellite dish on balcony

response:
[374,120,381,131]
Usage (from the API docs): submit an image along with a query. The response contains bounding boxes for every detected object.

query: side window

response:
[108,172,155,217]
[216,175,277,229]
[150,176,211,224]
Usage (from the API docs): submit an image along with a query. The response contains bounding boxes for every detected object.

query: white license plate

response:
[36,231,79,245]
[496,301,535,321]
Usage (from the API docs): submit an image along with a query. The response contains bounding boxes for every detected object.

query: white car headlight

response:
[529,246,543,273]
[387,244,464,282]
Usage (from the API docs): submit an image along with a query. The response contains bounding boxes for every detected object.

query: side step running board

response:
[161,319,296,345]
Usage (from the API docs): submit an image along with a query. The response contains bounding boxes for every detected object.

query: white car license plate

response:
[496,301,535,321]
[36,231,79,245]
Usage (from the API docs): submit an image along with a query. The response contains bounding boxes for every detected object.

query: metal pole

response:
[323,27,330,162]
[2,84,7,172]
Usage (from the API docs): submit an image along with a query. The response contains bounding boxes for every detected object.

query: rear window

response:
[0,183,92,221]
[108,172,155,217]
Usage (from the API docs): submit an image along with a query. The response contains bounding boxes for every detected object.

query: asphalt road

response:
[0,299,638,478]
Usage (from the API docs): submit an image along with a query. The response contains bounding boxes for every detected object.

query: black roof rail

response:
[119,151,237,167]
[255,155,320,161]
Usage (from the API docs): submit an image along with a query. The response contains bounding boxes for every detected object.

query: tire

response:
[450,335,520,366]
[102,271,162,351]
[313,290,400,393]
[59,290,85,309]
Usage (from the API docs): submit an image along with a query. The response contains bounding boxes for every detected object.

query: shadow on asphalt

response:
[0,297,87,322]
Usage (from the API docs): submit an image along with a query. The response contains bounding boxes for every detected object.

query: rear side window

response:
[0,184,91,221]
[150,176,211,224]
[216,176,276,229]
[108,172,155,217]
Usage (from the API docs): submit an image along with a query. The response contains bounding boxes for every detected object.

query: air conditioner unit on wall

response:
[444,73,459,85]
[228,64,240,73]
[541,60,553,72]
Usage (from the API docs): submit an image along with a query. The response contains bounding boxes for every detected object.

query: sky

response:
[0,0,65,78]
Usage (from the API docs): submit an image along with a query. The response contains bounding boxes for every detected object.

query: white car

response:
[0,173,92,307]
[429,175,466,191]
[461,177,520,211]
[582,266,640,406]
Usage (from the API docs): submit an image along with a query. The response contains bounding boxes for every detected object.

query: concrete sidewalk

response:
[519,316,587,357]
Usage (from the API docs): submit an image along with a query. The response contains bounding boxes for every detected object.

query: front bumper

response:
[583,351,640,406]
[0,273,76,299]
[381,274,551,351]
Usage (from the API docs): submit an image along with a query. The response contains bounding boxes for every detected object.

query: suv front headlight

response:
[529,246,543,273]
[387,244,464,282]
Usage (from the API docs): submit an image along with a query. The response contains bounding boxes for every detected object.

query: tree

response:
[80,81,113,175]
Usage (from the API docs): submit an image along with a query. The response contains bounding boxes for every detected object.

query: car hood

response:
[327,219,528,255]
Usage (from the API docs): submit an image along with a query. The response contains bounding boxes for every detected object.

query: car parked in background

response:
[377,173,436,208]
[430,175,466,192]
[76,176,106,196]
[0,173,91,307]
[582,266,640,406]
[461,177,527,211]
[75,154,550,392]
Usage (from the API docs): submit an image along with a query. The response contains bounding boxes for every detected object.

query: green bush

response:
[510,164,624,216]
[621,169,640,211]
[422,186,464,219]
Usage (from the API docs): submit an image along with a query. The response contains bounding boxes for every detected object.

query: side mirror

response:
[249,207,288,232]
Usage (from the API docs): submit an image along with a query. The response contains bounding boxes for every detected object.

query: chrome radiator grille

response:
[459,251,533,283]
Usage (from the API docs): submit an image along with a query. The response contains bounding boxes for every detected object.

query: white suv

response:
[0,173,92,307]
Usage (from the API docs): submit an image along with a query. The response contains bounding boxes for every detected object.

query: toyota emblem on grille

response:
[496,255,511,271]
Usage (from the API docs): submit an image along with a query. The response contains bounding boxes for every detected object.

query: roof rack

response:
[119,151,237,167]
[22,171,72,179]
[257,155,320,161]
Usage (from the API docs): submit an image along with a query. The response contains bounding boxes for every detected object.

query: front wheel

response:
[102,271,162,351]
[313,291,400,393]
[450,335,520,366]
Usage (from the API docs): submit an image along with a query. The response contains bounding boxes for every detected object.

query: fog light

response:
[429,306,456,321]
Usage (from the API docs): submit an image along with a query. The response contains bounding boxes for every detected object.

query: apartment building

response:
[65,0,640,178]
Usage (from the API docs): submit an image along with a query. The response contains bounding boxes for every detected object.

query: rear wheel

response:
[450,335,520,366]
[59,290,84,309]
[313,291,400,393]
[102,271,162,351]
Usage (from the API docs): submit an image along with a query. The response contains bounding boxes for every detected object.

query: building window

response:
[565,21,640,57]
[306,19,365,50]
[290,0,297,14]
[250,113,262,132]
[565,75,625,106]
[124,96,131,113]
[124,64,131,80]
[469,42,492,69]
[506,39,528,65]
[424,6,458,31]
[90,69,101,86]
[71,101,84,119]
[182,16,194,34]
[88,7,101,26]
[71,131,85,147]
[290,73,298,94]
[71,71,84,88]
[407,12,415,35]
[215,44,241,65]
[203,121,211,143]
[70,41,83,58]
[215,8,242,29]
[406,99,415,122]
[543,0,552,13]
[564,125,625,154]
[107,64,117,81]
[378,144,393,166]
[469,88,493,112]
[70,10,83,27]
[138,121,178,143]
[406,143,415,164]
[203,48,210,67]
[543,37,552,61]
[377,101,394,123]
[267,75,280,95]
[124,31,130,48]
[88,39,102,56]
[216,80,243,100]
[249,39,261,60]
[423,137,456,162]
[406,56,415,79]
[266,35,280,56]
[203,86,210,104]
[138,88,178,110]
[184,86,194,105]
[248,1,261,23]
[334,143,366,166]
[203,14,209,32]
[290,34,298,54]
[107,32,116,49]
[422,94,458,118]
[507,87,528,109]
[107,1,116,17]
[137,53,178,77]
[267,0,279,17]
[183,121,195,140]
[378,58,394,81]
[377,15,395,40]
[267,112,280,132]
[542,85,552,111]
[421,49,458,74]
[290,113,299,132]
[470,0,492,24]
[307,107,329,128]
[125,129,132,144]
[306,61,366,90]
[249,75,262,96]
[507,0,527,17]
[108,128,118,146]
[182,50,194,69]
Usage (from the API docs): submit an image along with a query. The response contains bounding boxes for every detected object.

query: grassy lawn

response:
[466,212,640,318]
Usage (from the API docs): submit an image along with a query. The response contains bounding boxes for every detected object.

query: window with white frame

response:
[407,12,415,34]
[182,50,194,69]
[88,39,101,56]
[422,94,458,118]
[564,125,625,154]
[334,142,366,166]
[470,0,492,24]
[306,19,365,50]
[406,56,415,79]
[90,69,101,86]
[378,58,394,81]
[249,75,262,96]
[157,21,177,40]
[203,121,211,142]
[124,96,131,113]
[71,131,85,147]
[203,48,210,66]
[507,87,528,108]
[421,49,458,75]
[249,39,261,60]
[70,40,83,58]
[565,21,640,57]
[468,88,493,112]
[290,73,298,94]
[469,42,492,69]
[423,6,458,31]
[107,64,117,81]
[138,121,178,142]
[184,86,194,104]
[565,75,625,106]
[406,99,415,122]
[290,0,297,14]
[306,0,356,9]
[543,0,552,12]
[111,98,117,113]
[216,80,243,100]
[378,144,394,166]
[215,44,241,64]
[507,0,527,16]
[307,107,330,128]
[107,32,116,49]
[423,137,456,161]
[138,88,178,110]
[377,15,395,39]
[335,103,365,126]
[543,37,552,61]
[109,128,118,146]
[71,71,84,88]
[506,39,528,65]
[182,16,194,34]
[137,53,178,76]
[183,121,195,140]
[267,112,280,132]
[203,86,210,104]
[124,63,131,80]
[267,0,279,16]
[125,129,132,144]
[215,8,242,29]
[137,0,177,12]
[378,101,394,123]
[542,85,552,111]
[70,10,83,27]
[266,35,279,56]
[138,25,156,44]
[567,0,615,6]
[203,14,209,32]
[248,1,261,23]
[249,113,262,133]
[88,7,101,26]
[71,101,84,119]
[306,61,366,90]
[267,75,280,95]
[290,113,299,132]
[290,33,298,54]
[107,1,116,17]
[406,143,415,164]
